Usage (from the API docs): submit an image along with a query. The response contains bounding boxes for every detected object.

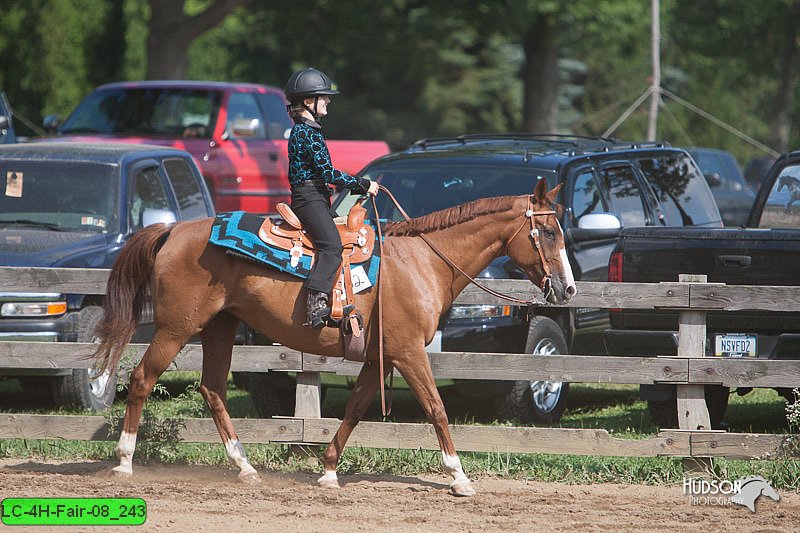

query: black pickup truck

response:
[605,150,800,428]
[0,142,215,410]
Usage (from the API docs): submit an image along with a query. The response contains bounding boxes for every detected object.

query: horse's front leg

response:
[319,359,389,489]
[198,312,261,484]
[392,350,475,497]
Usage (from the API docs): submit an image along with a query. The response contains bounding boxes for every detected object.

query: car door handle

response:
[717,255,751,268]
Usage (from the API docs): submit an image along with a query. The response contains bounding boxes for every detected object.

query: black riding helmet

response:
[285,68,340,119]
[285,68,340,99]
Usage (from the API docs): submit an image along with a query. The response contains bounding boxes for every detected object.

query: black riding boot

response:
[305,290,331,329]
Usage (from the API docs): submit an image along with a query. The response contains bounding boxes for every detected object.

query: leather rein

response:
[368,186,559,416]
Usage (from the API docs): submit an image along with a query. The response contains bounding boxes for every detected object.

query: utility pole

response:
[647,0,661,141]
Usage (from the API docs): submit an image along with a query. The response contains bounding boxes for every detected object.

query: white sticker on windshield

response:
[5,171,22,197]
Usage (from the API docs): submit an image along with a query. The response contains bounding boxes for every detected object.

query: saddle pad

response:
[209,211,381,284]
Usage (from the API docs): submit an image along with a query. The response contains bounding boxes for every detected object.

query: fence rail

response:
[1,267,798,463]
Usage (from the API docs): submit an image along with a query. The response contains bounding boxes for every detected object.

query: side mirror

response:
[568,213,622,242]
[0,115,8,129]
[43,114,61,133]
[229,117,261,138]
[704,172,723,187]
[141,208,177,227]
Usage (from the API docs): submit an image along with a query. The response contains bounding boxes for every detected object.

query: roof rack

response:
[410,133,670,155]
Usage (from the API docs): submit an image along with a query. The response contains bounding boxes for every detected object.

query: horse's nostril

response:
[566,285,577,298]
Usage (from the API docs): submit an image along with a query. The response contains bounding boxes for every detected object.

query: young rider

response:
[284,67,379,328]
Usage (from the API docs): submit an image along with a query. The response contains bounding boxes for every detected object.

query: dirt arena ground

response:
[0,458,797,532]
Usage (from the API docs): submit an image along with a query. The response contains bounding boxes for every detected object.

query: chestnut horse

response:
[93,180,576,497]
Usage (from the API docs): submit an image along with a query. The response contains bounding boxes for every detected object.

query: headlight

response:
[449,305,513,320]
[1,301,67,317]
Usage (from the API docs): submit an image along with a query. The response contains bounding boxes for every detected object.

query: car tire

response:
[246,372,297,418]
[647,385,730,429]
[52,306,117,411]
[494,316,570,424]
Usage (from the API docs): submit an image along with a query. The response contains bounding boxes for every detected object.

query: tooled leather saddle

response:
[257,199,376,325]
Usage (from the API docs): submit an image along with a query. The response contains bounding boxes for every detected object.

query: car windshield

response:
[60,88,222,138]
[333,160,556,221]
[0,160,118,232]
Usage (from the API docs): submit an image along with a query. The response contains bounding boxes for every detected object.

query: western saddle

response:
[257,199,376,324]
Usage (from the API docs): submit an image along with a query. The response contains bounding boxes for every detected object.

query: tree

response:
[146,0,251,79]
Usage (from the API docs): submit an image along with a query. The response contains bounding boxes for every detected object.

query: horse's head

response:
[505,180,577,304]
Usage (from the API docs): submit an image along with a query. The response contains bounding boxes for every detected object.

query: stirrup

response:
[304,304,355,329]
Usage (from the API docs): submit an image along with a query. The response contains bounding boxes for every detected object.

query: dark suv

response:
[247,134,722,423]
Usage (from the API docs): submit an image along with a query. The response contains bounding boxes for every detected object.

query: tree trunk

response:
[521,14,559,133]
[146,0,250,80]
[768,0,800,152]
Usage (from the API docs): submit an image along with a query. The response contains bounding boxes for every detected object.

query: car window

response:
[130,166,170,230]
[570,169,608,222]
[0,160,118,232]
[599,165,647,226]
[163,158,209,220]
[61,88,221,138]
[334,162,556,221]
[758,163,800,228]
[257,93,293,140]
[638,154,720,226]
[226,93,266,140]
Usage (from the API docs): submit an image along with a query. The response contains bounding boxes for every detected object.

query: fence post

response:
[294,371,322,418]
[677,274,713,475]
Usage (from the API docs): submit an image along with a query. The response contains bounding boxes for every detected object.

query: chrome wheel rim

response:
[528,338,563,413]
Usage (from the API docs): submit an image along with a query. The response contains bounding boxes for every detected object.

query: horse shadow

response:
[2,460,110,476]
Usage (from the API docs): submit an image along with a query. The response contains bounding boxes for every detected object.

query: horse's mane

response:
[384,196,517,236]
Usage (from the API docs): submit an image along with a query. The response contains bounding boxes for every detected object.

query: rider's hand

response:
[367,180,379,196]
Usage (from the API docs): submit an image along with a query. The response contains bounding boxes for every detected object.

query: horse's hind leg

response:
[319,359,391,489]
[196,312,260,484]
[392,351,475,497]
[112,330,187,476]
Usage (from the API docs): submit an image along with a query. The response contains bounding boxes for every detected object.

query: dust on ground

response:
[0,458,796,532]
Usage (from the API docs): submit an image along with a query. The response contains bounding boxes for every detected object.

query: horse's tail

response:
[92,223,173,375]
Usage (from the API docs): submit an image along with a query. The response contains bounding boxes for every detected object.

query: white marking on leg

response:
[317,470,340,488]
[441,452,475,496]
[112,431,136,476]
[225,439,257,477]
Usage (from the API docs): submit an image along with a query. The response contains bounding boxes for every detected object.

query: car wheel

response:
[52,306,117,411]
[647,385,730,429]
[495,316,570,424]
[247,372,297,418]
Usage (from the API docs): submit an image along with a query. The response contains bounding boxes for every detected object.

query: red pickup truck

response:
[41,80,390,213]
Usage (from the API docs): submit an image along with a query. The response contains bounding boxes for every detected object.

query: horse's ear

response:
[533,178,548,202]
[545,183,563,205]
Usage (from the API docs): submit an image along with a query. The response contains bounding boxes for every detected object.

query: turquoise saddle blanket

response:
[208,211,380,284]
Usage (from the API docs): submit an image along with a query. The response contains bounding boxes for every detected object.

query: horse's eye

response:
[543,228,557,240]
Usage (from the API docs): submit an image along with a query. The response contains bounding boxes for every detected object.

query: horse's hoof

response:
[317,471,340,489]
[449,481,476,497]
[238,470,262,485]
[111,466,132,478]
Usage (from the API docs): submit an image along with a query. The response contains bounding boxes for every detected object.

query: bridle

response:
[504,195,558,302]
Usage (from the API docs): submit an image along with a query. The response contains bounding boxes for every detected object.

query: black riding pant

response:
[290,181,342,294]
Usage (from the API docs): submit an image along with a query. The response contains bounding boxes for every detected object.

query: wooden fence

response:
[0,267,798,462]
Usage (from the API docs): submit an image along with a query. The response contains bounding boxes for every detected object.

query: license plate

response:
[714,334,757,357]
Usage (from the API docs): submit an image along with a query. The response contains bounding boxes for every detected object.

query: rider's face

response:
[305,95,330,117]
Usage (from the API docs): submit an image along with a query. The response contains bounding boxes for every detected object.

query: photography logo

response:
[683,475,780,512]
